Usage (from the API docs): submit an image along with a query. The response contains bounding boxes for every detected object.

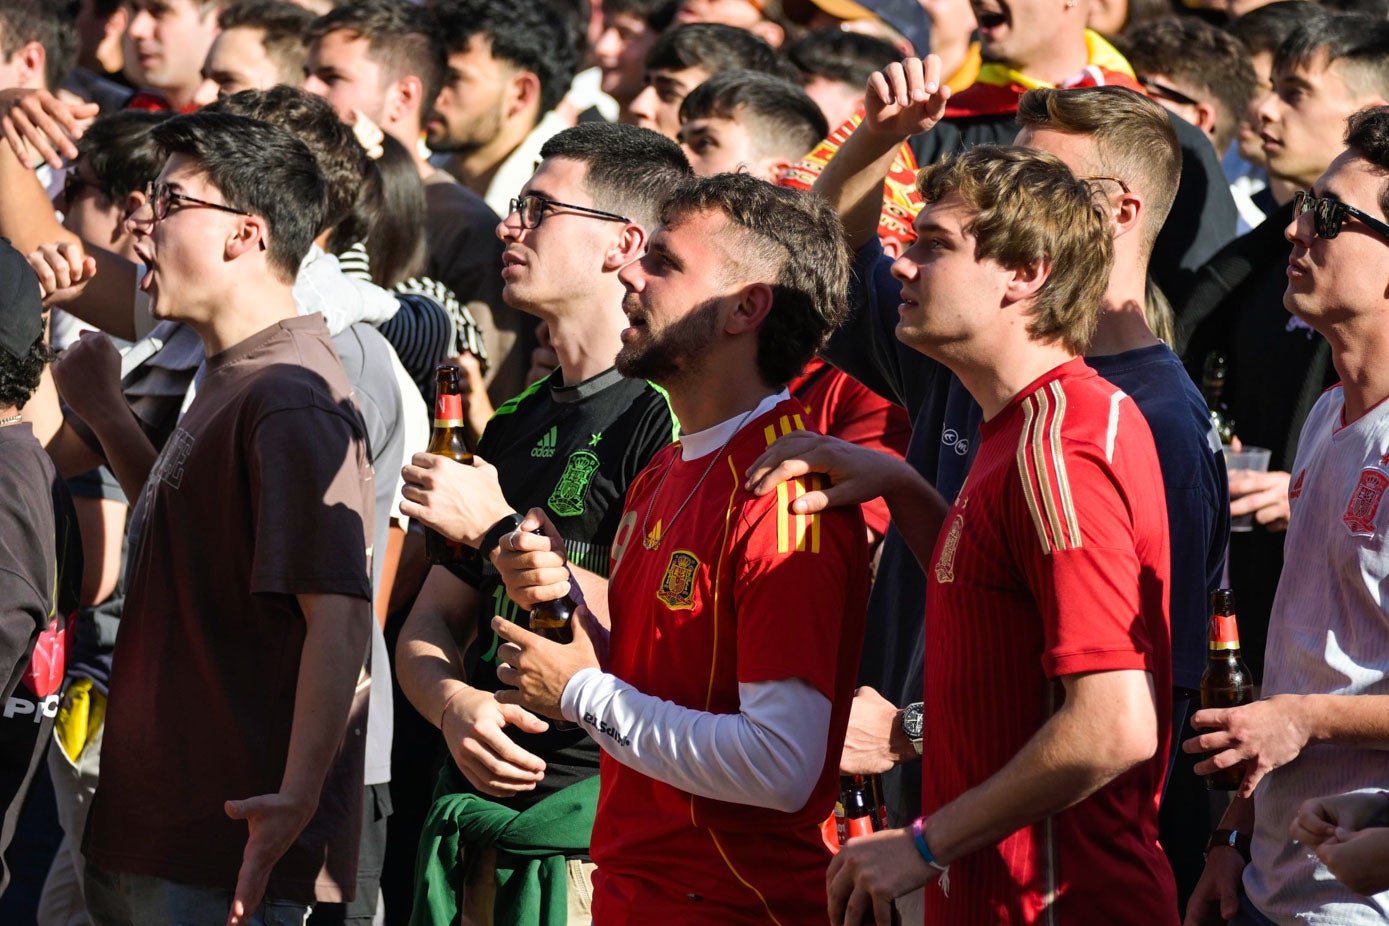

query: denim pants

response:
[85,864,311,926]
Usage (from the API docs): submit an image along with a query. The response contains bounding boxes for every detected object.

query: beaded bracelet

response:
[911,818,951,895]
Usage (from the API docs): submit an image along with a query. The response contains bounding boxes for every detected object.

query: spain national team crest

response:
[549,450,600,517]
[1343,467,1389,536]
[657,550,700,609]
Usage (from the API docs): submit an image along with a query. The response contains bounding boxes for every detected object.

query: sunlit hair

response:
[916,145,1113,355]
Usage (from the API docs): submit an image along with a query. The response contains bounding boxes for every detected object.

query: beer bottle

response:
[1200,588,1255,790]
[529,582,578,644]
[835,773,887,845]
[1202,351,1236,446]
[424,365,474,567]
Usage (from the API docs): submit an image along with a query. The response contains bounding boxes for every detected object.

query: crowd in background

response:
[0,0,1387,922]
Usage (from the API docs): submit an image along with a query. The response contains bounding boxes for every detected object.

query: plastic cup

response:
[1226,446,1272,532]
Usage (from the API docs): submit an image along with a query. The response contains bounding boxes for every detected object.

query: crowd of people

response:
[0,0,1387,923]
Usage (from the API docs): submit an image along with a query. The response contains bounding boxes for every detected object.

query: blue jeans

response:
[85,864,311,926]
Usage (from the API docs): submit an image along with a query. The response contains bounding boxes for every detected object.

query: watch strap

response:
[1205,828,1251,863]
[479,512,524,558]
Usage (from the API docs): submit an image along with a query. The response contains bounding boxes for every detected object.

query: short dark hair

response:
[539,122,693,230]
[307,0,446,112]
[782,27,899,90]
[1324,0,1389,16]
[1344,105,1389,215]
[1275,13,1389,100]
[658,173,850,388]
[0,0,78,90]
[1120,16,1257,152]
[77,110,172,206]
[1227,1,1328,58]
[151,111,326,282]
[604,0,679,31]
[428,0,577,118]
[208,85,368,235]
[0,334,50,410]
[218,0,315,85]
[645,22,782,78]
[680,70,827,163]
[327,132,427,287]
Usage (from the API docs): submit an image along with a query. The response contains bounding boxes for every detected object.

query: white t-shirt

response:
[1245,384,1389,924]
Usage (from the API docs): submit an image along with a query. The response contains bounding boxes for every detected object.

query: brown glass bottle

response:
[835,773,887,846]
[528,588,578,644]
[1200,589,1255,790]
[1202,351,1236,446]
[424,365,474,567]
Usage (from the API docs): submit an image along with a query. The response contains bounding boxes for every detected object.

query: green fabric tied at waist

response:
[410,773,599,926]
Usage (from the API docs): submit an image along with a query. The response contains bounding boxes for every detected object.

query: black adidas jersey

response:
[446,366,676,808]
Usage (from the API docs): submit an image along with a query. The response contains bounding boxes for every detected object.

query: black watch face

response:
[903,706,924,739]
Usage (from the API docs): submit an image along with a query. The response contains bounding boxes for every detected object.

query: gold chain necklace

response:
[641,409,755,551]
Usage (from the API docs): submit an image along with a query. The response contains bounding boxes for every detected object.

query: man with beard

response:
[488,174,871,924]
[427,0,578,218]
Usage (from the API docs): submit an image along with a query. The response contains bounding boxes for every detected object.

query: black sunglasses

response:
[1137,75,1201,109]
[1293,190,1389,242]
[507,194,630,230]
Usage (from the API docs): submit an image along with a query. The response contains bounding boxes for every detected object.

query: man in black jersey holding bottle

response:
[395,122,690,925]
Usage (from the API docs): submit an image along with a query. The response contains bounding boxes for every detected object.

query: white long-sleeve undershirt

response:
[561,668,831,814]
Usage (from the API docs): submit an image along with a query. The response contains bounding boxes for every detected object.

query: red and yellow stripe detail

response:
[1016,381,1082,555]
[763,413,823,555]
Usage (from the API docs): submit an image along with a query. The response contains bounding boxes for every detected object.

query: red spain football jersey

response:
[922,359,1177,924]
[590,397,870,924]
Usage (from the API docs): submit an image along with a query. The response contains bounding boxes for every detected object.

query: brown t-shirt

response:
[84,315,374,904]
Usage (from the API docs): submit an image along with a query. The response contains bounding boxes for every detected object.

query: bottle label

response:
[434,393,464,429]
[838,814,875,844]
[1209,613,1241,651]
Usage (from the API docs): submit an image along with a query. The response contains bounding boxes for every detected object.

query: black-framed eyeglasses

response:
[1293,190,1389,242]
[1138,76,1201,109]
[145,181,255,222]
[507,194,630,230]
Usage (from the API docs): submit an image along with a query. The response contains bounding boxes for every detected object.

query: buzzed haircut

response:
[218,0,314,85]
[151,111,325,281]
[680,69,828,163]
[1227,1,1327,58]
[1120,16,1257,153]
[604,0,679,31]
[428,0,578,118]
[77,110,173,205]
[646,22,783,78]
[1344,105,1389,215]
[307,0,446,112]
[0,0,78,90]
[1276,13,1389,101]
[782,26,898,91]
[208,85,368,235]
[658,173,851,388]
[538,121,693,230]
[1016,85,1181,257]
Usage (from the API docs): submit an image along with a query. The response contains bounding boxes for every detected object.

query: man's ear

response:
[726,281,773,334]
[755,156,794,185]
[386,74,424,127]
[1194,102,1218,138]
[14,41,46,91]
[226,215,269,261]
[1109,189,1143,245]
[507,70,542,121]
[1004,257,1050,305]
[604,222,648,271]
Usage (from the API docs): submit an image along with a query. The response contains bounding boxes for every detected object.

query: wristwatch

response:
[900,702,924,757]
[479,512,524,557]
[1205,828,1252,863]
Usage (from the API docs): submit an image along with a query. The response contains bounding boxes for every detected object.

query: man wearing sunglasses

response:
[1178,12,1389,710]
[75,111,377,926]
[1181,107,1389,926]
[395,122,688,925]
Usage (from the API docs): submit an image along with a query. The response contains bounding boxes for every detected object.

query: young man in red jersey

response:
[813,145,1177,924]
[486,173,872,923]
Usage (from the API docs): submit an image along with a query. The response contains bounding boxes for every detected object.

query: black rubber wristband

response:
[479,512,524,557]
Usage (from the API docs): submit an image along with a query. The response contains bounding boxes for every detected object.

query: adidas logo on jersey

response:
[532,426,558,458]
